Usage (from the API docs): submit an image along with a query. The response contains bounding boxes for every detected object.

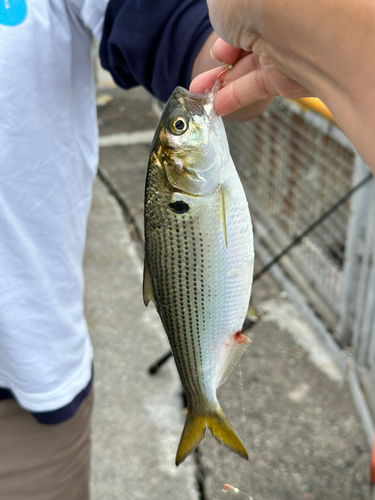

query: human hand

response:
[191,32,272,121]
[191,0,375,174]
[190,37,312,118]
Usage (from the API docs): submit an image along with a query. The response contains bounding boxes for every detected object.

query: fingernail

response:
[209,46,223,63]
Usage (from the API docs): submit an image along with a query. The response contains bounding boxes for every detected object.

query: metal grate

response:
[225,98,355,313]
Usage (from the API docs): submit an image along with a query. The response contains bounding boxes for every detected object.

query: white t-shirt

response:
[0,0,109,412]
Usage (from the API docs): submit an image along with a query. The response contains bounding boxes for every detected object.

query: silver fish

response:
[143,85,254,465]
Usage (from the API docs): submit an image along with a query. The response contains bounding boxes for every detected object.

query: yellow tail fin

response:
[175,406,248,466]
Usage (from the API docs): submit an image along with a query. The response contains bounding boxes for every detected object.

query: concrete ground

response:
[85,84,373,499]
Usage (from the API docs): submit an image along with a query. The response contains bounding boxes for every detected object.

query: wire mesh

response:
[225,98,355,309]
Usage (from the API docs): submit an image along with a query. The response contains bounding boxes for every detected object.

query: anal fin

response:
[217,331,251,387]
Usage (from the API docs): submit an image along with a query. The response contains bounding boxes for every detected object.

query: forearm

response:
[100,0,212,102]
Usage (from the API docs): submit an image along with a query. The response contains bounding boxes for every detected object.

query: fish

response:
[143,84,254,466]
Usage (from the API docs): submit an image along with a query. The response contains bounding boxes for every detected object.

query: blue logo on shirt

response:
[0,0,27,26]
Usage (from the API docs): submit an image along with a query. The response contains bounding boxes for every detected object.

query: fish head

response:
[151,86,229,196]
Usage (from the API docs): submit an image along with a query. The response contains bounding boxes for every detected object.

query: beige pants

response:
[0,390,93,500]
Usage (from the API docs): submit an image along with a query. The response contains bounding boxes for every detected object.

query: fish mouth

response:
[170,86,193,100]
[169,87,207,117]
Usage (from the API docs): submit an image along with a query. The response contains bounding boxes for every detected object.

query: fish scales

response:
[143,86,254,465]
[146,169,207,407]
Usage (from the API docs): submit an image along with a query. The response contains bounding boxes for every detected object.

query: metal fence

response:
[225,98,356,331]
[341,161,375,423]
[225,97,375,442]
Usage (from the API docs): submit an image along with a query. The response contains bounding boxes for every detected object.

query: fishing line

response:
[238,361,246,424]
[149,172,373,375]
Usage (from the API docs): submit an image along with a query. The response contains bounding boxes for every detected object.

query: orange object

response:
[370,435,375,484]
[222,484,240,493]
[291,97,335,123]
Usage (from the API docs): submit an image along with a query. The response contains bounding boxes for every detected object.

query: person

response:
[190,0,375,174]
[0,1,265,498]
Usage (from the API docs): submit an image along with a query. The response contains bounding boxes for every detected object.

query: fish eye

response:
[169,117,188,135]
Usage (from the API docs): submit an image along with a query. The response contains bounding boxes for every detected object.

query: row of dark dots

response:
[202,231,217,400]
[169,214,200,404]
[193,223,207,397]
[181,216,204,407]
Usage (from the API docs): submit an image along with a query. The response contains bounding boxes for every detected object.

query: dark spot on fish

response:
[169,201,189,214]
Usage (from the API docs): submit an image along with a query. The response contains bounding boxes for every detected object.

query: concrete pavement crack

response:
[97,168,144,258]
[96,168,207,500]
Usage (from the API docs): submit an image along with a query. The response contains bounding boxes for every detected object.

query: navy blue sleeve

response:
[99,0,213,102]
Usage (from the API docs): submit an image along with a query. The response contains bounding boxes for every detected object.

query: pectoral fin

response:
[143,254,156,306]
[220,184,228,248]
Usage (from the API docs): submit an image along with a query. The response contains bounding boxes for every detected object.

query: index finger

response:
[214,69,272,116]
[190,65,226,95]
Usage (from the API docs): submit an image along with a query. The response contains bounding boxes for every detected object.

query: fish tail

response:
[175,405,248,466]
